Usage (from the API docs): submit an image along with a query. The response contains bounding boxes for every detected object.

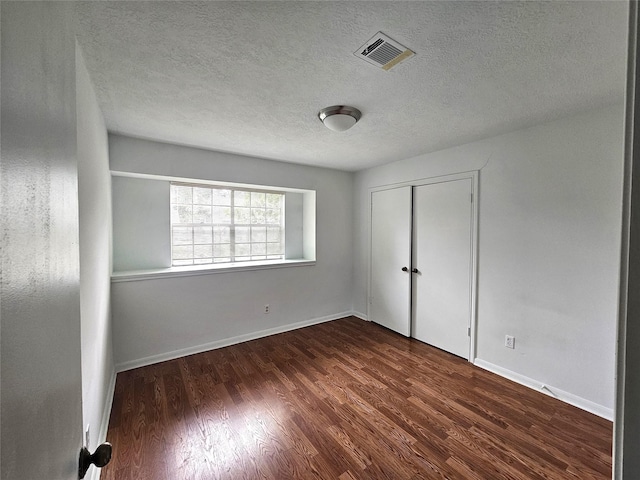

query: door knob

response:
[79,442,112,479]
[412,268,419,273]
[402,267,408,272]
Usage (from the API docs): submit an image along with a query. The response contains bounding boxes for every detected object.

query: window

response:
[170,183,285,266]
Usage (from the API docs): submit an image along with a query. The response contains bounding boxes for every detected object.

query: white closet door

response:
[412,179,473,358]
[370,186,412,336]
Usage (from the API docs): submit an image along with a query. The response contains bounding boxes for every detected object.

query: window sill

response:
[111,259,315,282]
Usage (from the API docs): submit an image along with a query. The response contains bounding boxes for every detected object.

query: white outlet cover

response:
[505,335,515,349]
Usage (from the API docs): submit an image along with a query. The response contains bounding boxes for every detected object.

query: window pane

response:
[194,244,212,259]
[251,192,265,207]
[172,205,192,224]
[173,245,193,260]
[235,226,250,243]
[251,227,266,242]
[171,185,192,204]
[194,226,212,244]
[234,207,250,225]
[171,183,287,266]
[213,226,230,243]
[234,191,250,207]
[193,187,212,205]
[266,194,282,209]
[266,209,281,225]
[214,244,230,257]
[236,243,250,256]
[213,206,231,224]
[266,226,281,242]
[193,205,212,224]
[251,208,265,224]
[213,189,231,206]
[252,243,266,256]
[267,242,282,255]
[173,226,192,245]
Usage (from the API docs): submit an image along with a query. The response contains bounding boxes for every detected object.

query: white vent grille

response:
[355,32,414,71]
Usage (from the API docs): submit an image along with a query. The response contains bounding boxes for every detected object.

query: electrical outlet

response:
[85,424,91,448]
[264,304,270,314]
[505,335,515,349]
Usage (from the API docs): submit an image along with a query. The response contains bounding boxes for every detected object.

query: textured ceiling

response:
[73,1,628,171]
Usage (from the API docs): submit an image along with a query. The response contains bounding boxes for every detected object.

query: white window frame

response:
[170,182,285,266]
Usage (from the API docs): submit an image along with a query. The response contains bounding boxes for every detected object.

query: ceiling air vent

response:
[355,32,415,71]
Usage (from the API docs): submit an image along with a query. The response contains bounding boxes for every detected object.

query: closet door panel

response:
[412,179,473,358]
[370,187,412,336]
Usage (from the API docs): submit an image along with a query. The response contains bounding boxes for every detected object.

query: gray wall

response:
[76,45,116,458]
[354,104,624,417]
[109,135,354,369]
[1,3,83,478]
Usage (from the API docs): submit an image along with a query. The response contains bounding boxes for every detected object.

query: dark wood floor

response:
[100,317,612,479]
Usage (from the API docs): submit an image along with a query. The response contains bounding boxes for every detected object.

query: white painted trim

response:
[115,311,355,372]
[111,259,315,282]
[469,173,479,363]
[352,311,368,321]
[111,169,312,194]
[369,170,480,194]
[87,369,116,480]
[474,359,614,421]
[99,370,116,441]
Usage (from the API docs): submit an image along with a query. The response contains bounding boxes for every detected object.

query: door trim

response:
[368,171,479,362]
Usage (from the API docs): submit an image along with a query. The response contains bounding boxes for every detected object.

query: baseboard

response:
[352,310,368,321]
[99,369,117,440]
[473,359,614,421]
[116,311,356,372]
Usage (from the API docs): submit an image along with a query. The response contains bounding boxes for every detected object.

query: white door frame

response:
[368,171,479,362]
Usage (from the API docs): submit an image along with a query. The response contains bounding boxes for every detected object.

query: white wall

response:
[76,45,115,460]
[109,135,353,369]
[1,3,84,478]
[354,105,624,416]
[112,176,170,271]
[285,192,304,259]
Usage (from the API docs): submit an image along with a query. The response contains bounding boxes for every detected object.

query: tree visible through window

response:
[170,183,285,266]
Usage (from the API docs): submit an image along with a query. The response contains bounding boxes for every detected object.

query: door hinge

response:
[470,193,473,203]
[467,327,471,336]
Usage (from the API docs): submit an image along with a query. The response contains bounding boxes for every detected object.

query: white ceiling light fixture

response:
[318,105,362,132]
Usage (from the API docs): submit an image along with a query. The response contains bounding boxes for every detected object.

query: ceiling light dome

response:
[318,105,362,132]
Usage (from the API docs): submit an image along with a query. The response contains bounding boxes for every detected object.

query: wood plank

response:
[100,317,612,479]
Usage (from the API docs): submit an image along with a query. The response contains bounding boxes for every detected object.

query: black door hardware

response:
[79,442,112,479]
